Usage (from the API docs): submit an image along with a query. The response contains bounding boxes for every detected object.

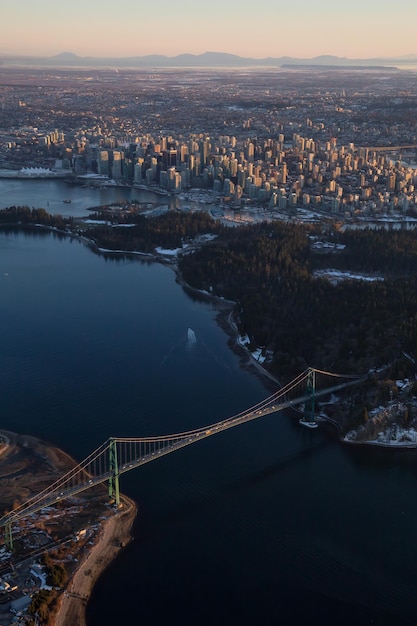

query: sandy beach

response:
[53,495,137,626]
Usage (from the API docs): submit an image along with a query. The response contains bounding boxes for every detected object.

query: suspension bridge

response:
[0,367,366,549]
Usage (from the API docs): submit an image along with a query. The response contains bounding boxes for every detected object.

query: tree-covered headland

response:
[3,205,417,434]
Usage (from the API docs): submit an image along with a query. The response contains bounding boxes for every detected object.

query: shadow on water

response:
[223,436,329,495]
[149,437,330,528]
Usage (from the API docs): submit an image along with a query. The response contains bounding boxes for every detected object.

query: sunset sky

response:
[2,0,416,59]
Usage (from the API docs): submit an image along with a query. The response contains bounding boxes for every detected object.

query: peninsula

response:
[0,430,136,626]
[2,202,417,445]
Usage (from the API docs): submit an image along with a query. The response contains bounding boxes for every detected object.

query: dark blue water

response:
[1,186,417,625]
[0,178,166,217]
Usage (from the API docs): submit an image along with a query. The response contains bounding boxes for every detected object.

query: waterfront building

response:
[112,151,123,179]
[145,168,154,185]
[98,151,109,176]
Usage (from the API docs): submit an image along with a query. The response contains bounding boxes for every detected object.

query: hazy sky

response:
[3,0,416,59]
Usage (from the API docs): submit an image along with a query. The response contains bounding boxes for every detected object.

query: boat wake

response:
[186,328,197,350]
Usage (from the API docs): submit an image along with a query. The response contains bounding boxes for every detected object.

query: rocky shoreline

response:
[0,431,138,626]
[54,495,137,626]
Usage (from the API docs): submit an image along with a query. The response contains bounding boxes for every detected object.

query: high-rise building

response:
[179,145,188,163]
[150,157,158,181]
[112,151,122,179]
[199,138,210,166]
[280,163,287,184]
[98,151,109,176]
[162,149,177,168]
[134,160,144,182]
[388,173,396,191]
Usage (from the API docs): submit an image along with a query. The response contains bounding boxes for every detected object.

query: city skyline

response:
[3,0,417,60]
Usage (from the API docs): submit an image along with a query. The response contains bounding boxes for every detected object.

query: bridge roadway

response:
[0,374,365,529]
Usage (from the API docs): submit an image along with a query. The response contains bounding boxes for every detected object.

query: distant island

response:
[1,51,416,69]
[280,64,399,71]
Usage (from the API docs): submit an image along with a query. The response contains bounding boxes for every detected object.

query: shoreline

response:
[53,495,137,626]
[5,220,411,448]
[172,257,282,392]
[1,217,415,621]
[0,429,138,626]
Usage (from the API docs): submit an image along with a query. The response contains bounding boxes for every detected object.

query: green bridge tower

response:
[300,368,318,428]
[108,438,120,507]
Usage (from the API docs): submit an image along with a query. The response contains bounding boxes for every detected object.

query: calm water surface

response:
[0,178,167,217]
[1,182,417,625]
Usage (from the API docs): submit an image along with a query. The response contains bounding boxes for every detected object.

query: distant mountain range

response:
[1,51,417,69]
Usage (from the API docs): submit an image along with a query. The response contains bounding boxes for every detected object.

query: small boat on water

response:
[63,199,72,203]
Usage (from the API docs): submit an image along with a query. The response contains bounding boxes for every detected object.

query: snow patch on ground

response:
[193,233,217,243]
[142,206,170,217]
[155,246,183,256]
[97,247,153,256]
[314,269,384,284]
[345,425,417,446]
[83,219,110,225]
[238,334,266,364]
[344,396,417,446]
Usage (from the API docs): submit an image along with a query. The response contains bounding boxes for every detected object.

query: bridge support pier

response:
[300,368,318,429]
[4,523,13,551]
[108,438,120,507]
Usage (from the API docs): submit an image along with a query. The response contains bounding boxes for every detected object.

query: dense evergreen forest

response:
[2,205,417,383]
[83,210,225,252]
[178,220,417,380]
[0,206,72,229]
